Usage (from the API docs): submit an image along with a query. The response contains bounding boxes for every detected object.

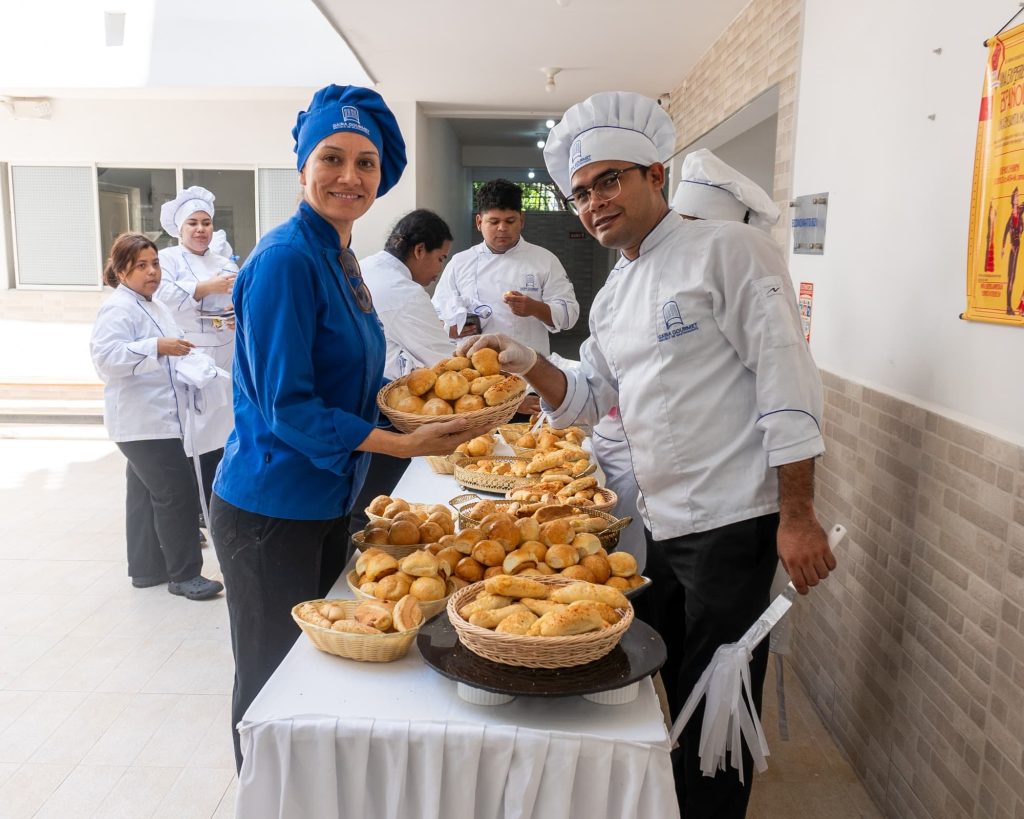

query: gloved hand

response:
[457,333,538,375]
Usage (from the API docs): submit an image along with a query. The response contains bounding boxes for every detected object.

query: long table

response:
[234,458,679,819]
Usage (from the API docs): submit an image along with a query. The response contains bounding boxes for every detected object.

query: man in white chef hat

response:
[460,92,836,819]
[672,147,780,230]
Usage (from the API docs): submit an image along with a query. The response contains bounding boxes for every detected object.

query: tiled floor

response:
[0,425,882,819]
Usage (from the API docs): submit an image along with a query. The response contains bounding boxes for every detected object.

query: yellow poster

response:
[966,25,1024,325]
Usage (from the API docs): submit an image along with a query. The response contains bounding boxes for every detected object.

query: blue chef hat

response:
[292,84,407,197]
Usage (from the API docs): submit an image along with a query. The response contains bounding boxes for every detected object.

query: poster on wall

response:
[798,282,813,341]
[966,25,1024,326]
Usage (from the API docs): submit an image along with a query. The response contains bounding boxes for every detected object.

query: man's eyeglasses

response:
[338,247,374,313]
[565,164,645,215]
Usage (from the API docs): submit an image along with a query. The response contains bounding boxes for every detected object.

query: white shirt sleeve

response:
[707,222,825,466]
[538,254,580,332]
[431,266,468,331]
[544,332,618,429]
[90,307,162,381]
[378,303,455,372]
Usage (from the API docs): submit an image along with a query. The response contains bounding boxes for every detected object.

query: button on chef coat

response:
[431,238,579,356]
[545,213,825,541]
[90,286,189,443]
[360,250,454,379]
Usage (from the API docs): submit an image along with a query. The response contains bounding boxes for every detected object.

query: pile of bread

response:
[384,351,525,416]
[363,496,455,546]
[462,496,612,529]
[509,424,587,452]
[455,434,495,458]
[461,448,591,480]
[414,506,643,589]
[508,475,614,508]
[456,576,629,637]
[296,595,424,635]
[353,547,461,603]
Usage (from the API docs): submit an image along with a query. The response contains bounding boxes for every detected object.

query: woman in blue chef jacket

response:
[210,84,491,772]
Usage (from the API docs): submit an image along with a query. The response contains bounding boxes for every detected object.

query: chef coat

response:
[91,286,189,444]
[545,213,824,541]
[213,201,386,521]
[431,238,579,356]
[360,250,454,379]
[156,244,236,370]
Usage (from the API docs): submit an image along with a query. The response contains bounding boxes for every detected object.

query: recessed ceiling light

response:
[545,119,556,128]
[536,140,545,149]
[105,11,126,47]
[528,171,536,179]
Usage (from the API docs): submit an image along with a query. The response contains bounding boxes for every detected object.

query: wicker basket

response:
[447,576,634,668]
[424,455,457,475]
[497,422,593,455]
[452,455,534,494]
[346,570,451,619]
[448,493,631,551]
[506,485,619,514]
[363,501,452,527]
[350,530,423,561]
[377,372,525,434]
[292,599,419,662]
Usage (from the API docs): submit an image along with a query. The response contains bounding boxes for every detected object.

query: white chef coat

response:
[432,238,579,357]
[156,244,236,371]
[545,213,824,542]
[360,250,455,379]
[91,286,189,444]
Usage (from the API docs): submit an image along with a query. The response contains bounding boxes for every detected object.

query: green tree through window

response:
[473,181,564,213]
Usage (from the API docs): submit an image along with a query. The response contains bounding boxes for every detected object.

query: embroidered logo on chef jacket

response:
[335,105,370,136]
[522,273,539,292]
[657,300,699,342]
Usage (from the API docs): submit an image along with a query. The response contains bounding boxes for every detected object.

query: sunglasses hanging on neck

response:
[338,247,374,313]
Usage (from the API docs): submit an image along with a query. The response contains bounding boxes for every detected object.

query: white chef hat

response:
[544,91,676,196]
[160,186,216,238]
[209,230,234,259]
[671,149,780,230]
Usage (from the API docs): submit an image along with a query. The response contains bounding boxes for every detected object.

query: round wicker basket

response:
[350,530,424,561]
[446,577,634,669]
[346,570,452,620]
[448,493,631,551]
[377,373,526,434]
[291,599,419,662]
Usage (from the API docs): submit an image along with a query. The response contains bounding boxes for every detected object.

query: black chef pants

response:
[210,495,350,772]
[347,451,410,541]
[117,438,203,584]
[642,514,780,819]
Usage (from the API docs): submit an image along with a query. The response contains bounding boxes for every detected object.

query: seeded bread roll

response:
[469,374,504,395]
[484,376,525,407]
[494,609,539,635]
[469,603,529,629]
[531,604,604,637]
[549,581,629,610]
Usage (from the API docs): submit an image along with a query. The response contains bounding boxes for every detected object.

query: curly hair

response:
[475,179,522,213]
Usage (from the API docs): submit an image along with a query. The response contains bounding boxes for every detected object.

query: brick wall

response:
[790,370,1024,819]
[665,0,802,248]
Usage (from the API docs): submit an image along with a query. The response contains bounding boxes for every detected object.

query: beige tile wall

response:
[789,370,1024,819]
[666,0,802,249]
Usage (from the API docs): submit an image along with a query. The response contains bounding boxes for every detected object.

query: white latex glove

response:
[457,333,538,375]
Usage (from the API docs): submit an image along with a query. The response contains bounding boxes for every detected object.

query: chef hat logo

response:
[663,301,683,331]
[341,105,361,126]
[570,138,583,166]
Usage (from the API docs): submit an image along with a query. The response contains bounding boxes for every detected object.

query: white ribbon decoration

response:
[668,523,847,783]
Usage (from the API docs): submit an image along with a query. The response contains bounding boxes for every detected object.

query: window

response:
[258,168,302,236]
[96,167,176,263]
[472,180,564,213]
[183,169,257,260]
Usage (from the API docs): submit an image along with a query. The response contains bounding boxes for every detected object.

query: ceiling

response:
[317,0,751,115]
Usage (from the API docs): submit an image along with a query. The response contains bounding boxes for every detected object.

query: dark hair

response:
[103,233,158,288]
[384,209,453,261]
[475,179,522,214]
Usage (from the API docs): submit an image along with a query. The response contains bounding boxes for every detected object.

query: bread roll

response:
[535,603,605,637]
[471,539,506,567]
[395,395,426,414]
[549,581,629,609]
[453,527,484,555]
[533,504,575,524]
[354,600,394,631]
[514,431,537,448]
[454,394,485,413]
[445,356,472,371]
[572,533,603,556]
[484,575,550,599]
[455,556,485,583]
[534,562,556,575]
[385,385,412,410]
[469,603,529,629]
[421,397,455,416]
[469,374,504,395]
[607,551,638,578]
[570,516,609,534]
[458,593,515,619]
[417,521,444,544]
[359,581,378,597]
[495,609,539,635]
[399,550,440,578]
[393,595,424,632]
[388,519,420,546]
[368,495,393,516]
[470,348,501,376]
[605,576,631,591]
[375,572,413,601]
[556,476,598,498]
[435,371,470,401]
[390,510,422,526]
[520,598,568,616]
[331,619,382,635]
[406,368,437,396]
[560,564,597,583]
[503,547,539,575]
[355,547,386,575]
[580,554,612,584]
[482,515,520,551]
[545,543,580,570]
[467,499,497,519]
[410,575,447,602]
[484,376,524,407]
[321,603,348,622]
[484,565,505,579]
[515,517,541,543]
[540,519,574,548]
[460,368,480,381]
[629,574,646,588]
[364,552,399,582]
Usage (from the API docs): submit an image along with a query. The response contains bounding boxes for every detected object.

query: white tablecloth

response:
[235,458,677,819]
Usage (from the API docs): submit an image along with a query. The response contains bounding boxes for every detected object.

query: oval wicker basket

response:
[346,570,452,620]
[291,599,419,662]
[350,530,424,561]
[448,493,631,551]
[363,501,452,527]
[506,485,619,514]
[377,372,526,434]
[451,455,533,493]
[424,455,457,475]
[447,576,634,669]
[496,422,592,456]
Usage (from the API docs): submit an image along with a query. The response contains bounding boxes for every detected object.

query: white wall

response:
[713,114,777,195]
[461,145,547,168]
[791,0,1024,444]
[415,109,472,255]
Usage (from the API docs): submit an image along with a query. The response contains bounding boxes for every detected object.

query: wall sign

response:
[798,282,814,342]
